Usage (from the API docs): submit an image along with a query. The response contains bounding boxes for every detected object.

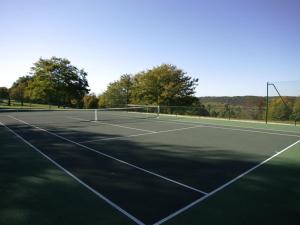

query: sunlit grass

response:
[0,100,59,109]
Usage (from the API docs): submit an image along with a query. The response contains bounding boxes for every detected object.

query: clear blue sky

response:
[0,0,299,96]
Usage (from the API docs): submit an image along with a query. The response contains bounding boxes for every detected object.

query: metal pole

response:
[265,82,269,124]
[270,83,289,109]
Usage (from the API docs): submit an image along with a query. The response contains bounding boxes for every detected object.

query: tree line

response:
[0,56,299,122]
[0,57,89,108]
[0,57,201,109]
[98,64,200,108]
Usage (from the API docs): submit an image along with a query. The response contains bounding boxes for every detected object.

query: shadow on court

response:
[0,126,136,225]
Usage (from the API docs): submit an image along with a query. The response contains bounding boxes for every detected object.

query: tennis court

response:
[1,107,300,225]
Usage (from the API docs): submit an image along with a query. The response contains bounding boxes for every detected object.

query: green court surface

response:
[1,110,300,225]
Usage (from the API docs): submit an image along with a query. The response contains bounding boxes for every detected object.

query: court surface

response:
[1,110,300,225]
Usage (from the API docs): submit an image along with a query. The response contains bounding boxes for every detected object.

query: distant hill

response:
[199,96,265,107]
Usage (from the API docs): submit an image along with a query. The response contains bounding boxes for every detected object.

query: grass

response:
[0,100,59,109]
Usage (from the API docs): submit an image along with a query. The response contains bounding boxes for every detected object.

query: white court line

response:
[153,138,300,225]
[8,115,208,195]
[78,124,205,144]
[67,116,156,133]
[152,119,300,138]
[0,121,144,225]
[69,115,300,139]
[78,118,299,144]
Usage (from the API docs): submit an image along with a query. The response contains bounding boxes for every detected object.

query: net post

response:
[94,109,98,121]
[157,105,160,118]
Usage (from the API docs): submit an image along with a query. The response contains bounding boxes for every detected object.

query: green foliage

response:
[100,74,132,107]
[0,87,11,106]
[0,87,9,100]
[200,96,265,107]
[292,97,300,120]
[27,73,53,103]
[160,105,209,117]
[28,57,89,107]
[98,94,108,108]
[131,64,198,105]
[201,96,266,120]
[268,97,294,121]
[9,76,32,106]
[199,96,300,122]
[83,94,98,109]
[100,64,199,108]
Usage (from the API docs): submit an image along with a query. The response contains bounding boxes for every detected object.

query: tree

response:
[293,97,300,121]
[83,94,98,109]
[0,87,9,100]
[131,64,199,106]
[100,74,133,107]
[28,57,89,107]
[0,87,10,105]
[9,76,32,106]
[98,94,108,108]
[268,97,294,121]
[26,73,53,104]
[119,74,132,106]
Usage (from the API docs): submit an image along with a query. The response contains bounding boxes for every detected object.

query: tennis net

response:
[0,106,159,125]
